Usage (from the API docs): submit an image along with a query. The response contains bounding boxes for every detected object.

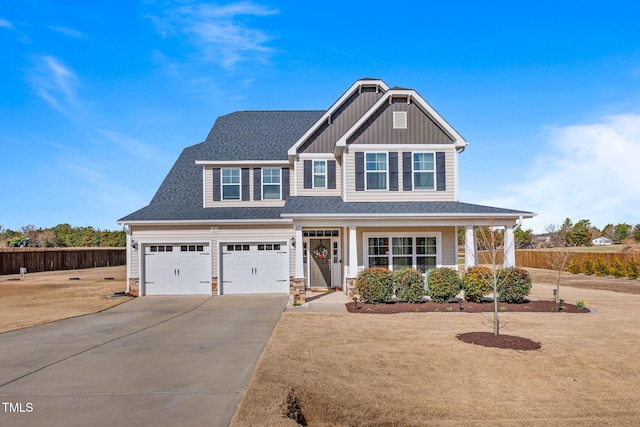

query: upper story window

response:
[313,160,326,188]
[413,153,435,190]
[365,152,387,190]
[221,168,241,200]
[262,167,281,200]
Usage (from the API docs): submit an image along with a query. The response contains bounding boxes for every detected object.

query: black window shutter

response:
[213,168,221,201]
[327,160,336,189]
[242,168,250,201]
[303,160,312,189]
[389,152,398,191]
[253,168,261,201]
[436,152,446,191]
[282,168,290,199]
[402,152,412,191]
[355,152,365,191]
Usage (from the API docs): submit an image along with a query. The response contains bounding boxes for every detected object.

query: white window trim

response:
[393,111,407,129]
[262,167,282,200]
[221,167,241,201]
[362,232,442,270]
[412,151,436,191]
[364,152,388,191]
[312,160,327,189]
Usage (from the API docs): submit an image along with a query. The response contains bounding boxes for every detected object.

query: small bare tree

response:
[542,247,573,303]
[466,219,518,336]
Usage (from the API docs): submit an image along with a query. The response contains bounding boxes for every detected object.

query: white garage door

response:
[221,242,289,294]
[144,244,211,295]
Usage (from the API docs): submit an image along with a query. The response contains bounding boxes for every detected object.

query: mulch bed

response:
[345,300,589,314]
[457,332,542,351]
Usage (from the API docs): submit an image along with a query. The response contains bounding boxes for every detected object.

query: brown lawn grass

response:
[0,266,131,333]
[232,270,640,426]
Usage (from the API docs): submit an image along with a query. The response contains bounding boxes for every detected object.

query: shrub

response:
[567,262,582,274]
[583,259,594,275]
[610,257,625,278]
[462,266,492,303]
[627,259,639,280]
[594,258,608,276]
[392,268,426,303]
[497,267,532,303]
[426,267,461,303]
[356,267,393,304]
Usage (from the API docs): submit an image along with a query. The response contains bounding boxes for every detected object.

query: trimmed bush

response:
[356,267,392,303]
[610,257,625,278]
[462,266,492,303]
[583,259,594,275]
[392,268,426,303]
[497,267,532,303]
[567,262,582,274]
[627,259,639,280]
[594,258,608,276]
[427,267,462,303]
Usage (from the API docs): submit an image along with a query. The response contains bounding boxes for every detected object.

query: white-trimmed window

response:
[313,160,326,188]
[365,233,440,273]
[262,167,281,200]
[365,152,387,190]
[221,168,241,200]
[413,152,435,190]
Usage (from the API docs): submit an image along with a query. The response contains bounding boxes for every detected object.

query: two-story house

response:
[118,79,535,296]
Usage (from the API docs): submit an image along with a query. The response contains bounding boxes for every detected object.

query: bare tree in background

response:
[542,247,573,303]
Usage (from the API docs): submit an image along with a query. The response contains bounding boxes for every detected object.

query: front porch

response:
[290,223,519,304]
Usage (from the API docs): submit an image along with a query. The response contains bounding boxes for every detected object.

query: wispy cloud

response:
[476,114,640,231]
[97,129,167,163]
[0,18,14,28]
[48,25,87,39]
[151,1,279,68]
[28,55,79,111]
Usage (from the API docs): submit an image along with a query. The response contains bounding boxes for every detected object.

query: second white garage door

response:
[221,242,289,294]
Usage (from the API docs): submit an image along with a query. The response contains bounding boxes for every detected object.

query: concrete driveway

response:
[0,295,287,427]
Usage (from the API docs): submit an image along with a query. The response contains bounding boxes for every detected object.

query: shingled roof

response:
[119,110,324,222]
[281,197,534,217]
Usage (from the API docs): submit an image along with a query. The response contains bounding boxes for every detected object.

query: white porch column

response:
[464,225,477,270]
[504,224,516,267]
[348,226,358,278]
[294,226,304,278]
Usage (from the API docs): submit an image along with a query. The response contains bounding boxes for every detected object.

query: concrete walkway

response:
[0,295,287,427]
[286,290,350,313]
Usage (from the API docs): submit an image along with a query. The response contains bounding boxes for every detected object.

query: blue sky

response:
[1,0,640,233]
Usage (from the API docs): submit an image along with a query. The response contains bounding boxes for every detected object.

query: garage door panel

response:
[222,243,289,295]
[143,244,211,295]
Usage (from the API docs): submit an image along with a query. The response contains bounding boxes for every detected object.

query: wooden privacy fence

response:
[0,248,126,275]
[515,250,640,270]
[473,250,640,270]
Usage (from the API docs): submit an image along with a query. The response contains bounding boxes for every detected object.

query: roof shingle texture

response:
[282,197,534,216]
[119,111,324,222]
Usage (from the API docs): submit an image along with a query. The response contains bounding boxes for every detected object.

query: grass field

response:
[0,266,131,333]
[232,270,640,426]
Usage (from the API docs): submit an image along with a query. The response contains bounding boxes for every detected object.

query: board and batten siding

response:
[344,148,456,202]
[347,98,455,146]
[354,226,457,269]
[203,166,288,207]
[130,224,295,280]
[296,88,384,154]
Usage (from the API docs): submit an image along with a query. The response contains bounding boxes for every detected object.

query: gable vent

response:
[393,111,407,129]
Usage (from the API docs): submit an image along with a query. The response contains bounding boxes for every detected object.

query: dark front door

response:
[309,238,331,288]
